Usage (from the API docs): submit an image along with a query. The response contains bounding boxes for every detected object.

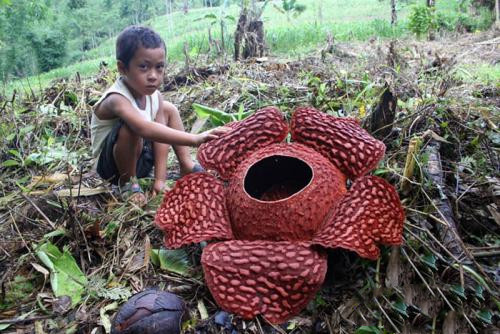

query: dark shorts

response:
[96,120,155,185]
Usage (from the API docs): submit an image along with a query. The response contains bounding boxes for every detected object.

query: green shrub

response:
[457,7,494,31]
[434,5,494,33]
[435,12,456,31]
[407,5,436,39]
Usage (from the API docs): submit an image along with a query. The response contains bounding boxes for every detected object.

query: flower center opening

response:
[244,155,313,202]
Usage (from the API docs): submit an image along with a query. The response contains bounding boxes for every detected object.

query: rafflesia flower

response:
[155,106,405,324]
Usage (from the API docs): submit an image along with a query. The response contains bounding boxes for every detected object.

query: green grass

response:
[456,64,500,86]
[2,58,110,97]
[82,0,413,61]
[3,0,494,95]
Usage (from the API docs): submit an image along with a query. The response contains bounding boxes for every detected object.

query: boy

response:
[91,26,227,204]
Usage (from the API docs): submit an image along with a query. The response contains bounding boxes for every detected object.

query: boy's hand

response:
[151,180,168,197]
[195,126,231,146]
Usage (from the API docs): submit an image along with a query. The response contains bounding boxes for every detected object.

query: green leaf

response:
[392,300,408,317]
[19,125,35,136]
[477,310,493,324]
[452,263,491,293]
[372,168,389,176]
[100,302,118,333]
[64,91,78,104]
[355,326,382,334]
[87,277,131,301]
[8,149,21,159]
[421,254,437,270]
[470,135,480,147]
[6,132,15,141]
[197,299,208,320]
[35,242,87,306]
[150,248,190,276]
[1,159,19,167]
[104,221,118,238]
[313,294,327,306]
[474,284,484,300]
[450,285,466,299]
[237,103,245,121]
[204,13,217,19]
[192,103,234,126]
[0,323,11,330]
[235,104,254,121]
[16,180,30,193]
[43,228,67,239]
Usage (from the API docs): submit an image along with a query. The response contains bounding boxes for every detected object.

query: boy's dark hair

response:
[116,26,166,68]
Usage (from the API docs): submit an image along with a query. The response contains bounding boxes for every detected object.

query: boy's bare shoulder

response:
[161,99,178,112]
[95,93,131,119]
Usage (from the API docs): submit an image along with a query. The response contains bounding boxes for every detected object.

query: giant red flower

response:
[155,106,405,324]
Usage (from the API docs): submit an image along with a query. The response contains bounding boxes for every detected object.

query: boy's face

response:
[118,46,166,96]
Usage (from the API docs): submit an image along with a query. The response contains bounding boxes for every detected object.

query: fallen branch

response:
[423,141,497,290]
[21,194,56,229]
[423,142,464,258]
[473,36,500,45]
[163,65,229,91]
[0,315,53,325]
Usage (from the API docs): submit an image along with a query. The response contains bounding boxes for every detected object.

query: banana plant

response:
[195,0,235,53]
[274,0,307,22]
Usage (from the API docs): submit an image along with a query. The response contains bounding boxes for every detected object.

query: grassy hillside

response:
[3,0,406,94]
[3,0,496,95]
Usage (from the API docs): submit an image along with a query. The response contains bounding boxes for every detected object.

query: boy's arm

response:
[108,94,201,146]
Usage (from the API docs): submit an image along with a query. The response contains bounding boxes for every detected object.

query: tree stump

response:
[243,20,265,59]
[234,9,266,60]
[367,87,397,140]
[234,9,248,61]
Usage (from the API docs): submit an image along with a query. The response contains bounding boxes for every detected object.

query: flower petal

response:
[227,143,346,241]
[155,173,233,248]
[313,176,405,260]
[290,106,386,179]
[197,107,288,180]
[202,240,327,324]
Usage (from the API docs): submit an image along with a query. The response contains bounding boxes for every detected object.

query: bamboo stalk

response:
[401,136,421,194]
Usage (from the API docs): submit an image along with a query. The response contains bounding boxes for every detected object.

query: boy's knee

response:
[118,123,138,139]
[117,124,143,149]
[162,101,180,119]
